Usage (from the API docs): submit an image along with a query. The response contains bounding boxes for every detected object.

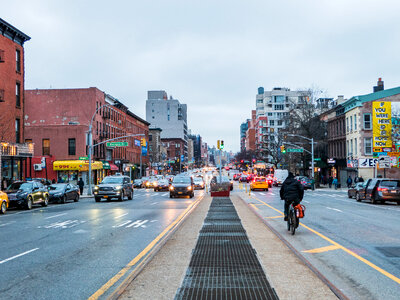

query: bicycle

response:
[287,202,305,235]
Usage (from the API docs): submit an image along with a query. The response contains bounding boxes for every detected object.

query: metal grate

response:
[175,197,279,300]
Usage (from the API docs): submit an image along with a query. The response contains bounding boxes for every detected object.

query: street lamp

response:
[285,134,316,180]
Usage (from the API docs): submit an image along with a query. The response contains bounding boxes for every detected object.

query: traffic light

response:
[141,138,146,146]
[241,160,244,163]
[217,140,220,149]
[252,159,256,163]
[280,145,286,153]
[220,140,224,149]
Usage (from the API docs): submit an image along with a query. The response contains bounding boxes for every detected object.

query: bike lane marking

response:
[303,245,340,253]
[251,195,400,286]
[0,248,39,264]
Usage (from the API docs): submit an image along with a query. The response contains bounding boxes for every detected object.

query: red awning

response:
[109,163,119,171]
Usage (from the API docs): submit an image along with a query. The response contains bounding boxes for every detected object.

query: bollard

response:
[245,184,247,194]
[249,185,251,196]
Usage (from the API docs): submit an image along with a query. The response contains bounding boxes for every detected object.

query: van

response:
[274,169,289,186]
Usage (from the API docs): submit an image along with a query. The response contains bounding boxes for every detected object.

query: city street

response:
[238,184,400,299]
[0,188,205,300]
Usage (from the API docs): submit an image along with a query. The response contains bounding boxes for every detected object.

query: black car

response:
[6,181,49,210]
[48,183,80,204]
[133,179,143,188]
[93,175,133,202]
[357,178,400,204]
[348,182,367,199]
[169,176,194,198]
[154,179,170,191]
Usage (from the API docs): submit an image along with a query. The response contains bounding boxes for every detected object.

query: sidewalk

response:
[117,192,338,300]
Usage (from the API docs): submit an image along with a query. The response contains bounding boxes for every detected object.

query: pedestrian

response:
[78,178,84,195]
[328,176,333,188]
[333,177,338,190]
[346,176,352,188]
[52,179,56,184]
[279,172,304,221]
[358,176,364,183]
[354,176,359,184]
[1,177,7,191]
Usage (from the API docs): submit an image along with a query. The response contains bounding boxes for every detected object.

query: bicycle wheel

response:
[290,209,296,235]
[287,213,291,231]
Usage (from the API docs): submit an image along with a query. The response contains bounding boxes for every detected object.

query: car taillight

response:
[377,187,388,192]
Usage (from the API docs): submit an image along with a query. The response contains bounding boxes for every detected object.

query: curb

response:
[106,195,205,300]
[237,193,349,300]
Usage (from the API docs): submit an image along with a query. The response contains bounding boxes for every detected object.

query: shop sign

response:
[383,147,392,152]
[134,139,141,147]
[373,147,382,152]
[372,102,392,148]
[327,158,336,164]
[358,158,378,168]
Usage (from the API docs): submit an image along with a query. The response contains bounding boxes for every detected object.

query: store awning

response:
[109,163,119,171]
[53,160,103,171]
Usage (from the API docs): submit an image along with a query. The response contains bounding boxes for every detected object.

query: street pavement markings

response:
[250,204,259,210]
[260,192,266,196]
[88,195,204,300]
[113,219,151,229]
[303,245,340,254]
[40,220,86,229]
[162,193,169,196]
[251,195,400,286]
[0,221,16,227]
[326,207,343,213]
[0,248,39,264]
[150,202,158,205]
[114,213,128,219]
[45,212,68,219]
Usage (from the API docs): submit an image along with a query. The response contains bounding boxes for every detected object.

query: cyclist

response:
[280,172,304,221]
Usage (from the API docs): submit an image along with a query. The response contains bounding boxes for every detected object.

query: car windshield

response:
[158,180,168,184]
[380,181,400,188]
[134,180,142,183]
[101,177,123,184]
[8,182,33,191]
[173,177,191,183]
[49,184,66,191]
[194,178,203,183]
[255,177,266,182]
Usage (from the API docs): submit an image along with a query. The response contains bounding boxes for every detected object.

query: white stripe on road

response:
[270,193,275,195]
[162,193,169,196]
[113,220,132,228]
[114,213,128,219]
[0,248,39,264]
[150,202,158,205]
[326,207,343,212]
[303,200,310,203]
[126,219,148,228]
[260,193,266,196]
[45,213,68,219]
[0,221,16,227]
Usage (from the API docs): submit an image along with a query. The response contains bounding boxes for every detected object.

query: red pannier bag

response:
[294,204,306,218]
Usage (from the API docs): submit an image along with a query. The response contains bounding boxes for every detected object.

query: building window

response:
[16,49,21,72]
[363,113,372,129]
[277,120,283,126]
[267,112,272,116]
[274,104,284,110]
[68,138,76,155]
[16,82,21,107]
[43,139,50,155]
[25,139,32,144]
[354,114,357,131]
[354,138,357,155]
[269,120,274,126]
[15,118,20,143]
[350,116,353,131]
[364,137,372,155]
[350,139,353,156]
[346,117,349,132]
[347,140,349,156]
[149,135,153,141]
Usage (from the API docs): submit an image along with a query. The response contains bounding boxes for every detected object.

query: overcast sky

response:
[3,0,400,152]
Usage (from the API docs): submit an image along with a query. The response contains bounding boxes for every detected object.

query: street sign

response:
[79,156,89,160]
[287,148,303,153]
[314,158,321,161]
[141,146,147,156]
[378,156,391,169]
[106,142,128,147]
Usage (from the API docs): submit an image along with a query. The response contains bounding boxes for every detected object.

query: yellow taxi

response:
[0,191,9,214]
[250,176,269,191]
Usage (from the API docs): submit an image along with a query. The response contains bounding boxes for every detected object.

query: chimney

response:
[373,78,384,93]
[336,95,345,105]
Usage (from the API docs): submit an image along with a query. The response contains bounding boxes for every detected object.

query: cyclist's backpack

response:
[295,204,306,218]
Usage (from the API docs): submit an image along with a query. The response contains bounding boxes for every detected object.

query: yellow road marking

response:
[88,197,202,300]
[265,215,283,219]
[250,203,259,210]
[303,245,340,253]
[251,195,400,286]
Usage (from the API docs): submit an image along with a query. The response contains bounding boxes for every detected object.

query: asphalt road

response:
[0,188,205,300]
[237,183,400,300]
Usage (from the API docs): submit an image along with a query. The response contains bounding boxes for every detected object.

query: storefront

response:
[0,142,34,189]
[53,160,103,185]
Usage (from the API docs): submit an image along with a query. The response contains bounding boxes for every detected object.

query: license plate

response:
[104,196,108,198]
[178,192,183,194]
[391,190,396,193]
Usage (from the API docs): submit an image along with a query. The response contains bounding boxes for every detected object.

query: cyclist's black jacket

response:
[280,176,304,201]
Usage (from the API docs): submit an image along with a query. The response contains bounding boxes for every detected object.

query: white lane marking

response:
[42,220,86,229]
[150,202,158,205]
[326,207,343,213]
[0,221,16,227]
[45,213,68,219]
[270,193,275,195]
[126,219,148,228]
[250,193,255,196]
[260,193,266,196]
[0,248,39,264]
[162,193,169,196]
[114,213,128,219]
[113,220,132,228]
[303,200,310,203]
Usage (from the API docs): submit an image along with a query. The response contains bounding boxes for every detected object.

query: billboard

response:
[372,101,392,148]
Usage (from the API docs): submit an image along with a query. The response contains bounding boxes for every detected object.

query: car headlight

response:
[94,186,99,190]
[146,182,150,186]
[153,183,158,187]
[115,185,122,190]
[169,186,174,191]
[187,186,192,191]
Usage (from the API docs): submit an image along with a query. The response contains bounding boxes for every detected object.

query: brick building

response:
[0,18,32,187]
[24,88,149,183]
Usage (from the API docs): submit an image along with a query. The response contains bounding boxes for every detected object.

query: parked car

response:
[348,182,367,199]
[193,177,205,190]
[154,179,170,191]
[6,181,49,210]
[250,176,269,191]
[30,178,52,186]
[94,175,133,202]
[295,176,312,190]
[48,183,80,204]
[210,176,233,191]
[133,179,143,188]
[147,178,159,188]
[169,176,194,198]
[356,178,400,204]
[0,191,9,214]
[141,177,150,188]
